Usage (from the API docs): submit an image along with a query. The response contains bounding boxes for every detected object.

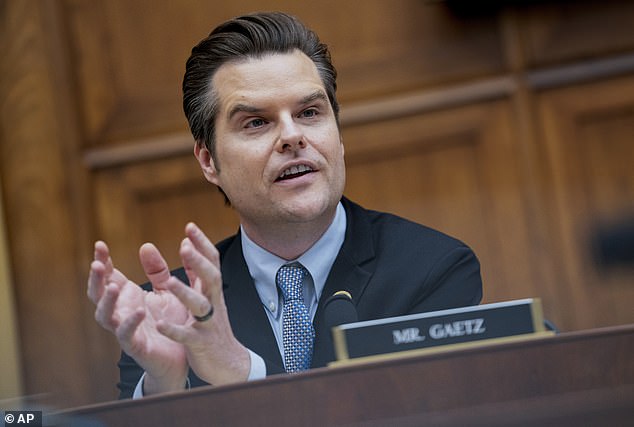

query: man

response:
[87,12,482,399]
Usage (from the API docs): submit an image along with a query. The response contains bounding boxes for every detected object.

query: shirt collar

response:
[241,202,346,313]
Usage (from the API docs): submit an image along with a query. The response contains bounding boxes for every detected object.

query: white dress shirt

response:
[242,201,346,360]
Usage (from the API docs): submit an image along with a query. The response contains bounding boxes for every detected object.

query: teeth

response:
[279,164,312,178]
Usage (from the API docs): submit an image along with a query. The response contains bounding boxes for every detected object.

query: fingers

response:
[165,276,212,320]
[156,320,192,345]
[93,283,120,332]
[139,242,172,291]
[91,226,223,349]
[185,222,220,268]
[180,238,220,302]
[156,314,214,346]
[87,260,105,304]
[87,241,110,304]
[94,240,111,268]
[88,240,131,304]
[178,224,225,326]
[116,308,146,345]
[183,263,198,294]
[94,284,145,356]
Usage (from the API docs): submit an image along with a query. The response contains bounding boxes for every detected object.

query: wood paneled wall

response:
[1,0,633,408]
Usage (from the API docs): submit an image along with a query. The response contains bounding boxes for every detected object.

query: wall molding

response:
[82,51,634,171]
[527,52,634,90]
[83,76,516,170]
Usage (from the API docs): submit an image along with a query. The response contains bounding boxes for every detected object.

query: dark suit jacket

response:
[118,198,482,398]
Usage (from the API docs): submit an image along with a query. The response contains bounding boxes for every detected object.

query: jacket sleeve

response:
[117,351,145,399]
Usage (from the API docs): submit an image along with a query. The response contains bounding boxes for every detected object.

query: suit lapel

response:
[311,198,376,367]
[221,233,283,367]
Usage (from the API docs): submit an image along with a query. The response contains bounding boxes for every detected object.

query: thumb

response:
[139,243,171,290]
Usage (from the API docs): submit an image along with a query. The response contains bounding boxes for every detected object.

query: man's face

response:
[198,50,345,232]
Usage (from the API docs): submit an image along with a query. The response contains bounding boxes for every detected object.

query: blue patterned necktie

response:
[276,263,315,372]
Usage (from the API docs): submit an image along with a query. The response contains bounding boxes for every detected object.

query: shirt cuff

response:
[132,372,190,399]
[132,350,264,399]
[247,349,266,381]
[132,372,146,399]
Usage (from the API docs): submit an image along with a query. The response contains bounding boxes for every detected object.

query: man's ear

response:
[194,143,220,185]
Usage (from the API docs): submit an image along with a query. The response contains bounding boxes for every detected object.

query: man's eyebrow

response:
[301,90,328,105]
[227,91,328,120]
[227,104,263,121]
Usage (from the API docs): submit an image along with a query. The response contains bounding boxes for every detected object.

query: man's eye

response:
[246,118,266,128]
[300,109,317,118]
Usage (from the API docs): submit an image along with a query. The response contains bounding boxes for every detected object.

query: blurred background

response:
[1,0,633,409]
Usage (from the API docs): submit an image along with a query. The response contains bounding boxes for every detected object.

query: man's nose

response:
[276,116,306,152]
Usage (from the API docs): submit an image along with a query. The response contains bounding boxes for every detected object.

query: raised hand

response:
[156,222,251,386]
[87,241,189,394]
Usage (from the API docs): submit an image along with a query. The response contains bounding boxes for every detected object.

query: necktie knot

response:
[276,264,306,302]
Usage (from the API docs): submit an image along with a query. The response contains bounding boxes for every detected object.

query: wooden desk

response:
[62,324,634,426]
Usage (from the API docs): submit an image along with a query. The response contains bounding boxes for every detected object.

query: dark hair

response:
[183,12,339,166]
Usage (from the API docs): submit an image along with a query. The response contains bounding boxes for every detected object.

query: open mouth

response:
[276,164,314,181]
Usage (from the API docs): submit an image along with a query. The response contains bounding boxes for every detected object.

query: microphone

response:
[323,290,358,332]
[317,290,358,366]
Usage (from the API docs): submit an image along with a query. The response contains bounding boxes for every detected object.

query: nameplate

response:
[331,298,548,363]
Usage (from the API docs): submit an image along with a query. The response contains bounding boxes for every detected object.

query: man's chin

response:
[277,197,338,223]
